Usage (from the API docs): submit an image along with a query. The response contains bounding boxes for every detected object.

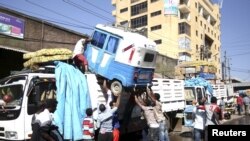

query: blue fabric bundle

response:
[53,61,91,140]
[184,77,213,95]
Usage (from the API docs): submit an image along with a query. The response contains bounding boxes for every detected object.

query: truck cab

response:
[0,65,146,140]
[184,86,206,107]
[183,86,206,127]
[0,71,56,140]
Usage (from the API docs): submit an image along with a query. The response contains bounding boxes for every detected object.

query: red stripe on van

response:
[129,48,135,63]
[122,44,134,52]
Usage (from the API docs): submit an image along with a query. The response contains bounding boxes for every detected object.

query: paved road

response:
[119,115,250,141]
[169,115,250,141]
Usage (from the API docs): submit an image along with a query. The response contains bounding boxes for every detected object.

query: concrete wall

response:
[0,6,87,78]
[0,6,86,52]
[155,54,178,79]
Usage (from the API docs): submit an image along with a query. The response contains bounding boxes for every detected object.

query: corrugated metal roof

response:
[0,45,29,53]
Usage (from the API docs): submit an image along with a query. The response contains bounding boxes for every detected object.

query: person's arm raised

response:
[146,85,156,103]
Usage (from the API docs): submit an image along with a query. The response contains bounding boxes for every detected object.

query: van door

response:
[87,30,107,72]
[88,30,119,77]
[97,36,119,76]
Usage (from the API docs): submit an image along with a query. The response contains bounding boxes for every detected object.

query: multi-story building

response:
[111,0,221,81]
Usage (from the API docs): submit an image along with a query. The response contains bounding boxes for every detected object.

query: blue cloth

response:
[53,61,91,140]
[184,77,213,95]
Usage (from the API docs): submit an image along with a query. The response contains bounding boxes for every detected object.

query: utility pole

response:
[228,58,231,83]
[224,51,227,83]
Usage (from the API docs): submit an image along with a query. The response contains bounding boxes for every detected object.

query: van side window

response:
[106,36,119,53]
[144,53,154,62]
[91,31,107,49]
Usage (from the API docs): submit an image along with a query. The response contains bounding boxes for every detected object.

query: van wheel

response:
[111,80,123,96]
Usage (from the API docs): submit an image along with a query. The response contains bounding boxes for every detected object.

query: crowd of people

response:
[191,93,250,141]
[29,38,250,141]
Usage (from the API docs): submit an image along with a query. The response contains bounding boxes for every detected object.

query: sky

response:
[0,0,250,82]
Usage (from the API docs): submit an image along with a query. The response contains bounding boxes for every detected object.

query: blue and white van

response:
[84,24,158,95]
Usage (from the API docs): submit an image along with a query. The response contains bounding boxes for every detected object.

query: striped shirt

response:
[82,116,94,139]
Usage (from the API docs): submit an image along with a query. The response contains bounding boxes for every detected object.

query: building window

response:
[151,0,159,3]
[151,10,161,17]
[131,15,147,28]
[196,44,198,51]
[131,1,147,16]
[196,30,198,36]
[178,22,190,36]
[195,2,197,8]
[200,21,202,26]
[151,25,161,31]
[195,16,197,22]
[131,0,139,4]
[201,34,203,40]
[204,24,206,29]
[120,8,128,13]
[154,39,162,44]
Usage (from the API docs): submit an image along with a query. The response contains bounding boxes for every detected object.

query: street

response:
[168,115,250,141]
[119,115,250,141]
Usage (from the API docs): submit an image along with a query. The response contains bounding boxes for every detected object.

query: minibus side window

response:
[144,53,154,62]
[92,31,107,49]
[106,36,119,53]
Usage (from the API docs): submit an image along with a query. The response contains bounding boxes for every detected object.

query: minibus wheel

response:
[111,80,123,96]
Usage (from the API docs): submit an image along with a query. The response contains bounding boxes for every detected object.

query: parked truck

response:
[151,78,185,131]
[0,64,147,140]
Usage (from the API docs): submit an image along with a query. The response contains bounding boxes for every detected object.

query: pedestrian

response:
[243,95,250,116]
[236,95,243,115]
[82,108,96,141]
[146,86,170,141]
[219,97,225,119]
[96,80,120,141]
[204,96,221,141]
[134,93,159,141]
[192,99,206,141]
[109,95,121,141]
[31,99,62,141]
[72,37,92,73]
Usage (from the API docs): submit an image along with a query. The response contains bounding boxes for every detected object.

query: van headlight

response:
[5,131,18,139]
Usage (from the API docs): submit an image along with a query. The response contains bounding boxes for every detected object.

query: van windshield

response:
[0,84,23,108]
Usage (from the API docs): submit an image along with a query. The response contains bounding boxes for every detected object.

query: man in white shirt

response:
[192,99,206,141]
[72,37,92,73]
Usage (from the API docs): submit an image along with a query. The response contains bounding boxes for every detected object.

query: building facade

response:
[0,6,86,78]
[111,0,221,80]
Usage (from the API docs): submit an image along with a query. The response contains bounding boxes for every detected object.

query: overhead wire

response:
[25,0,94,28]
[0,3,93,30]
[62,0,114,23]
[81,0,180,47]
